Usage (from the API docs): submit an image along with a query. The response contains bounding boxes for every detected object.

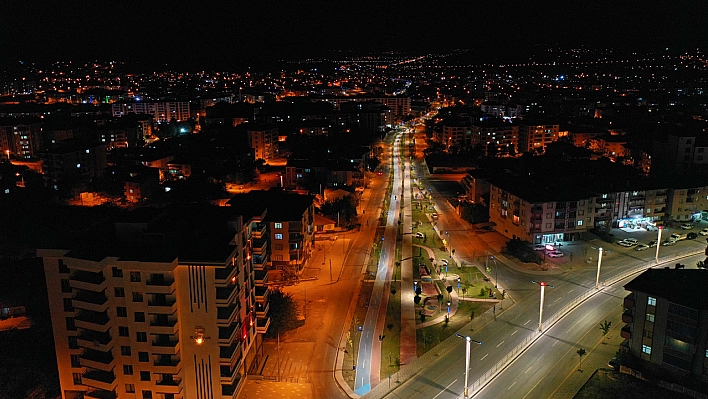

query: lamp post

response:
[447,301,451,319]
[455,334,482,398]
[446,231,452,258]
[655,226,663,264]
[532,280,554,332]
[595,247,603,289]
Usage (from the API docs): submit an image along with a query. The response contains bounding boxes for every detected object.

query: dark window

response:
[140,371,150,381]
[123,365,133,375]
[112,267,123,277]
[130,272,141,282]
[114,287,125,298]
[66,317,76,331]
[117,307,127,317]
[125,384,135,393]
[136,332,147,342]
[132,292,143,302]
[134,312,145,323]
[142,390,152,399]
[119,326,129,337]
[138,352,149,362]
[71,354,81,368]
[121,346,131,356]
[58,259,70,274]
[61,279,72,293]
[68,336,78,349]
[72,372,82,385]
[63,298,74,312]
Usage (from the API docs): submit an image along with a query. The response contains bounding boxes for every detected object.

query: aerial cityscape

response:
[2,2,708,399]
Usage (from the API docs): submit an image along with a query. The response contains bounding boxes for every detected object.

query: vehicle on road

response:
[533,244,546,251]
[680,223,694,230]
[415,232,425,238]
[670,233,686,241]
[687,232,698,240]
[616,240,634,247]
[648,241,658,247]
[547,251,564,258]
[623,238,638,245]
[700,228,708,236]
[440,259,448,265]
[662,239,677,246]
[431,213,438,220]
[634,244,650,251]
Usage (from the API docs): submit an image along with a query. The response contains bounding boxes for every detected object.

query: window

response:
[142,391,152,399]
[545,223,552,228]
[66,317,76,331]
[59,259,69,274]
[72,372,82,385]
[547,203,553,209]
[546,213,552,219]
[646,313,655,323]
[275,233,283,240]
[130,272,141,282]
[642,345,651,355]
[123,365,133,375]
[132,292,143,302]
[274,223,282,229]
[136,332,147,342]
[115,287,125,298]
[140,371,150,381]
[647,296,656,306]
[134,312,145,322]
[117,307,127,317]
[121,346,131,356]
[138,352,149,362]
[71,354,81,367]
[125,384,135,393]
[61,279,72,293]
[112,267,123,277]
[643,329,653,339]
[577,220,583,226]
[63,298,74,312]
[68,336,78,349]
[274,244,283,250]
[119,326,129,337]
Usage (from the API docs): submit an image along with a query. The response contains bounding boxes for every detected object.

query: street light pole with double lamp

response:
[455,334,482,398]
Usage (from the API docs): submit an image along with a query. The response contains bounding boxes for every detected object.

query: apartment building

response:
[39,140,107,190]
[516,122,561,153]
[488,177,596,244]
[112,102,191,123]
[622,269,708,388]
[666,185,708,222]
[470,119,519,156]
[247,124,278,161]
[0,118,43,159]
[593,187,669,229]
[40,205,268,399]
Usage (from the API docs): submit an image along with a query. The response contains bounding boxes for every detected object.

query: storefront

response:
[535,233,566,245]
[617,217,658,231]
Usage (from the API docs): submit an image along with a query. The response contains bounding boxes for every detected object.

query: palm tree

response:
[599,320,611,343]
[577,348,587,372]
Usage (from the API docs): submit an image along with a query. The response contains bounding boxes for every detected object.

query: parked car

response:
[670,233,686,241]
[648,241,658,247]
[616,240,632,247]
[440,259,448,265]
[533,244,546,251]
[700,228,708,236]
[415,232,425,238]
[662,239,677,246]
[623,238,639,245]
[680,223,694,230]
[547,251,564,258]
[634,244,650,251]
[687,232,698,240]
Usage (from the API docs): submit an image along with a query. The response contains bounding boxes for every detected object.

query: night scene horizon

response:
[2,2,708,399]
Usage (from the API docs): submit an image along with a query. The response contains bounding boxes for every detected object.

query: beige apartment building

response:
[247,124,278,162]
[516,122,561,153]
[40,205,269,399]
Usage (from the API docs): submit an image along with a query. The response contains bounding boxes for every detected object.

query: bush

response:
[502,238,542,264]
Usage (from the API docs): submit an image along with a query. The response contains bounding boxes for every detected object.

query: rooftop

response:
[625,268,708,310]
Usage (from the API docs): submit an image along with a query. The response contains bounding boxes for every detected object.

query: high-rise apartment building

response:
[40,204,269,399]
[247,124,278,161]
[516,122,561,153]
[112,102,191,123]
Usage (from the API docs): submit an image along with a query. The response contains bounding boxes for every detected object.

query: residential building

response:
[622,269,708,390]
[39,204,268,399]
[470,119,519,155]
[0,118,43,159]
[247,124,277,161]
[39,140,107,190]
[666,185,708,222]
[516,122,561,153]
[112,102,190,123]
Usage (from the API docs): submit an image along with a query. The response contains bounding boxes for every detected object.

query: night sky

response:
[2,0,708,69]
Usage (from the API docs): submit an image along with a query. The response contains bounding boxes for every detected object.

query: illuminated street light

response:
[455,334,482,398]
[655,226,663,264]
[595,247,603,289]
[532,280,554,332]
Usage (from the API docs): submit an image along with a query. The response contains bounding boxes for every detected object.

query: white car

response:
[440,259,449,265]
[547,251,564,258]
[661,239,677,246]
[415,232,425,238]
[680,224,694,230]
[533,244,546,251]
[623,238,639,245]
[634,244,650,251]
[616,240,633,247]
[700,228,708,236]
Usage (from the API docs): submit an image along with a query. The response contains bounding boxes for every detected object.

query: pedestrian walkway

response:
[399,143,417,367]
[412,244,459,329]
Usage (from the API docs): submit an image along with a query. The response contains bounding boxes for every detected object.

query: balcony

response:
[153,356,181,374]
[149,316,178,335]
[256,316,270,334]
[216,285,239,305]
[256,301,269,318]
[77,329,112,352]
[251,223,267,239]
[217,304,239,326]
[622,310,633,324]
[151,337,180,355]
[84,389,117,399]
[621,325,632,340]
[75,311,111,332]
[219,342,243,369]
[254,270,268,286]
[155,378,183,394]
[80,349,115,372]
[82,370,116,392]
[215,264,239,282]
[145,275,175,295]
[148,295,177,314]
[218,323,239,344]
[255,286,269,304]
[252,254,268,271]
[623,294,635,309]
[72,290,109,313]
[70,270,106,292]
[251,237,267,254]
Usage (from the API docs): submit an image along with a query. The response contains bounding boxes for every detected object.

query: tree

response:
[576,348,587,372]
[265,288,301,338]
[500,290,506,309]
[599,320,612,343]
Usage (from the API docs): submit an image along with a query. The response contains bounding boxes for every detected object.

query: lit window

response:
[648,297,656,306]
[577,220,583,226]
[642,345,651,355]
[275,233,283,240]
[274,223,282,229]
[646,313,655,323]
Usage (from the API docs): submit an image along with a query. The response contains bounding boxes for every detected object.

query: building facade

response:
[516,122,561,153]
[112,102,191,123]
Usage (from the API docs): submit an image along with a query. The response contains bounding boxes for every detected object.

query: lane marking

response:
[568,289,574,294]
[363,360,367,368]
[553,298,561,303]
[432,379,458,399]
[525,366,533,374]
[481,354,488,360]
[552,340,559,347]
[496,341,505,348]
[508,381,517,390]
[524,319,531,326]
[511,330,518,336]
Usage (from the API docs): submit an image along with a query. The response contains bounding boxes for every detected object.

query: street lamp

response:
[455,334,482,398]
[447,300,451,318]
[446,231,452,258]
[655,226,663,264]
[532,280,554,332]
[595,247,603,289]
